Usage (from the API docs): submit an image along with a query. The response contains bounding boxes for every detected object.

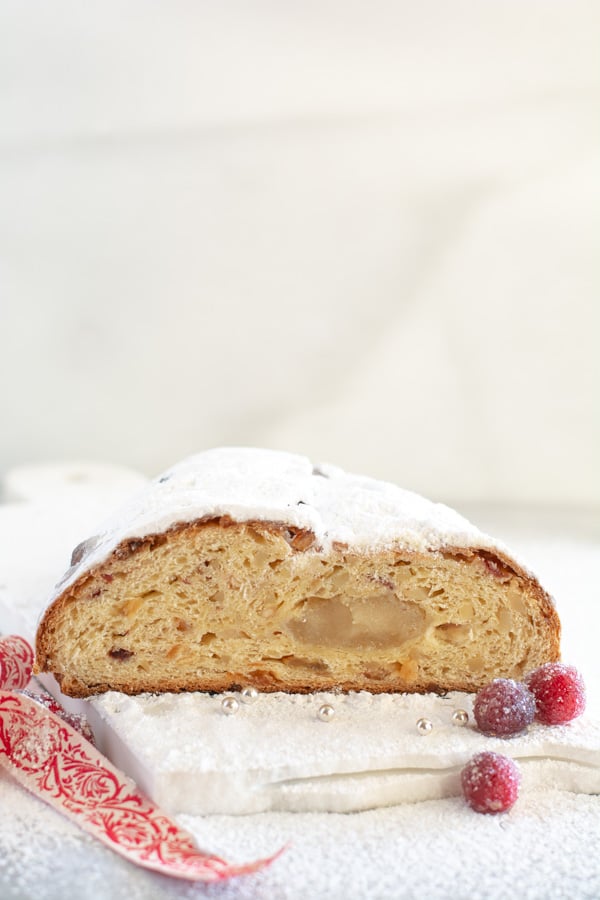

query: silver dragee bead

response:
[317,703,335,722]
[240,687,259,704]
[221,696,239,716]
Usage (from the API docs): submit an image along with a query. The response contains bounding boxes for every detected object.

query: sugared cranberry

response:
[461,751,520,813]
[526,663,586,725]
[473,678,535,736]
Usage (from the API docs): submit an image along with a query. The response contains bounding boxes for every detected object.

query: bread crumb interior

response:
[40,521,557,696]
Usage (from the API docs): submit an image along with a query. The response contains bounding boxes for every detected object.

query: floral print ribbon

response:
[0,635,280,882]
[0,634,34,690]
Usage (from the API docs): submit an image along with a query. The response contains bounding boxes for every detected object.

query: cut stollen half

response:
[34,448,560,697]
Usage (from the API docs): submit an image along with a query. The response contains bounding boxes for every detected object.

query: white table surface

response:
[0,469,598,899]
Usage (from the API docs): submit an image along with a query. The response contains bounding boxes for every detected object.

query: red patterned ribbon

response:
[0,637,280,882]
[0,634,34,690]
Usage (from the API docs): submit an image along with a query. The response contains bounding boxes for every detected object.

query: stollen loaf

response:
[35,448,560,697]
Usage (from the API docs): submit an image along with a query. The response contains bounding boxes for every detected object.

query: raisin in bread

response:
[35,448,560,697]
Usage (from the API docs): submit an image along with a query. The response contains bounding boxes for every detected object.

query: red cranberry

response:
[473,678,535,737]
[526,663,586,725]
[461,751,520,814]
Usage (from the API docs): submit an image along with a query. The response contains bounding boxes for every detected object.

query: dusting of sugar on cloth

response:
[89,688,600,816]
[48,447,523,602]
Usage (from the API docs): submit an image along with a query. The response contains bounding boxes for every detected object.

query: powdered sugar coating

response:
[86,687,600,815]
[3,774,600,900]
[46,447,515,602]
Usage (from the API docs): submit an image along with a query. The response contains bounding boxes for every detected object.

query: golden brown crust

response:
[35,518,561,698]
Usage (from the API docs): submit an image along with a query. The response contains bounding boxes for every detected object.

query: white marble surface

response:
[0,463,599,898]
[0,2,599,506]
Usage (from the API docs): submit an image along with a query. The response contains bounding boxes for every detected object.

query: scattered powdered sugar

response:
[47,447,517,601]
[2,768,599,899]
[0,464,599,897]
[87,687,600,816]
[181,791,600,900]
[0,775,153,900]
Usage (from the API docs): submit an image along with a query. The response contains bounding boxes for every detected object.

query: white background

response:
[1,1,599,507]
